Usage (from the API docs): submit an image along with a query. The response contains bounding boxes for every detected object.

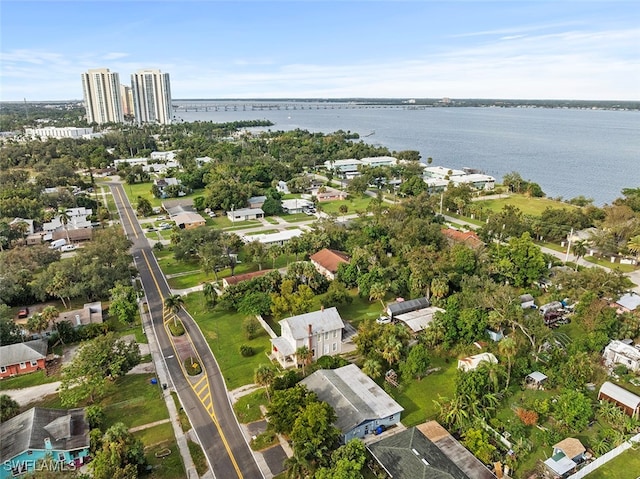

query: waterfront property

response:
[301,364,404,443]
[0,407,90,479]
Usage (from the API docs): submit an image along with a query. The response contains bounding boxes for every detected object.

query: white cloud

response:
[103,52,129,60]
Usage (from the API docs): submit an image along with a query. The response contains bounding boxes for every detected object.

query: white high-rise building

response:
[81,68,124,124]
[131,69,173,125]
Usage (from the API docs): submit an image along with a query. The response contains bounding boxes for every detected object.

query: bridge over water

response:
[173,102,428,112]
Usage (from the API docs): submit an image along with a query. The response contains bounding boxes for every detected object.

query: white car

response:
[376,315,391,324]
[60,244,78,252]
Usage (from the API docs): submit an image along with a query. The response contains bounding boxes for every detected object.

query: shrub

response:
[243,317,261,340]
[154,242,164,251]
[184,358,202,376]
[240,345,254,357]
[516,408,539,426]
[168,320,185,336]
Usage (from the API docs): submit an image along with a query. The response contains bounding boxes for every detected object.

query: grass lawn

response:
[584,256,637,273]
[585,447,640,479]
[135,423,185,479]
[264,217,279,225]
[100,374,169,429]
[188,440,209,477]
[233,389,268,423]
[335,292,384,328]
[0,370,59,391]
[390,356,458,427]
[183,295,272,390]
[244,229,279,235]
[320,195,373,215]
[280,213,313,223]
[475,194,576,217]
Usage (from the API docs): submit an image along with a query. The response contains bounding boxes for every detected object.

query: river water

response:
[173,101,640,206]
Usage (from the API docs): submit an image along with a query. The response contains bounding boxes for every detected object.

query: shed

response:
[598,381,640,418]
[387,297,430,319]
[519,294,535,309]
[525,371,548,389]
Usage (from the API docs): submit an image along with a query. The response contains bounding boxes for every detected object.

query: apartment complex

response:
[81,68,172,125]
[81,68,124,124]
[131,69,173,125]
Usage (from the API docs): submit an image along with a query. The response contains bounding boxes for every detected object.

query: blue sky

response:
[1,1,639,101]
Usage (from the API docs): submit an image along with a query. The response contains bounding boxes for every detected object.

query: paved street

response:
[109,182,263,479]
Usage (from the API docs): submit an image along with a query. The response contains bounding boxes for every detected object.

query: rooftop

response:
[280,307,345,340]
[310,249,350,273]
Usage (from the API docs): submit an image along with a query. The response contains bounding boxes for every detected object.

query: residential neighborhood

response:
[1,107,639,479]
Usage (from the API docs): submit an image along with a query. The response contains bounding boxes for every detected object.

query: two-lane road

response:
[109,182,262,479]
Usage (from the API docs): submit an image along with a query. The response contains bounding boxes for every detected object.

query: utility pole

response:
[564,227,574,263]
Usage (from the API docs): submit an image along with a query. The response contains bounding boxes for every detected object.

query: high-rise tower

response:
[81,68,124,124]
[131,69,173,125]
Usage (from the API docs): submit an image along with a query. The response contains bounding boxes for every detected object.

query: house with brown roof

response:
[543,438,586,478]
[0,339,48,379]
[222,269,273,288]
[441,228,483,249]
[310,249,350,280]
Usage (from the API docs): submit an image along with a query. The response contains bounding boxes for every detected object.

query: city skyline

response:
[1,1,639,101]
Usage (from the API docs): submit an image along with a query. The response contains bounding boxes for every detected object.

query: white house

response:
[281,198,314,214]
[360,156,397,168]
[324,159,363,178]
[301,364,404,443]
[243,229,303,247]
[615,292,640,313]
[42,208,93,237]
[113,158,148,168]
[270,307,345,368]
[227,207,264,222]
[603,340,640,372]
[458,352,498,372]
[150,150,178,161]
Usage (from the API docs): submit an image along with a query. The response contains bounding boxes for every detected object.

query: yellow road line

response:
[112,185,139,239]
[140,249,244,478]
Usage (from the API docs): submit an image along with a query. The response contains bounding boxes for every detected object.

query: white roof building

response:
[395,306,445,333]
[598,381,640,418]
[458,352,498,372]
[616,292,640,312]
[243,228,303,247]
[360,156,397,168]
[603,340,640,372]
[43,208,93,233]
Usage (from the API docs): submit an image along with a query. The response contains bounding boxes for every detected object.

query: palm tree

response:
[58,208,71,244]
[296,346,313,375]
[430,276,450,301]
[368,282,387,309]
[202,282,218,307]
[164,294,184,327]
[498,336,517,390]
[26,314,49,337]
[41,305,59,325]
[362,359,383,379]
[254,364,276,402]
[627,234,640,259]
[571,240,588,270]
[269,245,283,269]
[381,336,403,366]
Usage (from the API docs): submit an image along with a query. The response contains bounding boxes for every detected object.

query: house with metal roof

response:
[598,381,640,418]
[242,228,303,247]
[543,438,586,478]
[301,364,404,443]
[310,249,350,280]
[395,306,445,334]
[270,307,345,368]
[0,339,48,379]
[227,207,264,223]
[615,292,640,313]
[603,340,640,372]
[386,297,430,320]
[0,407,90,478]
[368,420,496,479]
[457,352,498,372]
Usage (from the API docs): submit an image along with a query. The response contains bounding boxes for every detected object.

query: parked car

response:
[376,315,391,324]
[60,244,78,252]
[18,307,29,319]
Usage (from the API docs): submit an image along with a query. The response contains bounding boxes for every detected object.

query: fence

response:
[566,433,640,479]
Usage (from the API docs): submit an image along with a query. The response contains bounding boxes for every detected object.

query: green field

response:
[585,447,640,479]
[184,294,273,390]
[475,194,576,216]
[320,195,373,215]
[0,370,59,391]
[134,423,185,479]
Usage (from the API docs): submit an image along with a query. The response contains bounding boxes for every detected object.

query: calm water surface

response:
[174,102,640,205]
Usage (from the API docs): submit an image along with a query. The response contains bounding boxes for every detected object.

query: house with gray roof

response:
[271,307,345,368]
[0,339,48,379]
[301,364,403,443]
[368,421,496,479]
[0,407,90,478]
[386,297,430,320]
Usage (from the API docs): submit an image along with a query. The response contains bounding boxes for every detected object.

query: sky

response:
[1,1,639,101]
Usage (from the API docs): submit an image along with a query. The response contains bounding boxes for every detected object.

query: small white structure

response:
[360,156,397,168]
[227,207,264,222]
[458,352,498,372]
[395,306,445,333]
[324,159,363,178]
[271,307,345,368]
[603,340,640,372]
[543,438,586,478]
[143,160,180,173]
[281,198,314,214]
[114,158,148,168]
[615,292,640,312]
[243,228,303,247]
[150,151,178,161]
[520,294,535,309]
